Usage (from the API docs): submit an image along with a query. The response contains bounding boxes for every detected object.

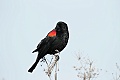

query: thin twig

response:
[45,55,59,80]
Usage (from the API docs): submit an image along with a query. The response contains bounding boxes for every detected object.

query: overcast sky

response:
[0,0,120,80]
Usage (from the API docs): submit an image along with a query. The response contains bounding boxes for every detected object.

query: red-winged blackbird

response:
[28,21,69,73]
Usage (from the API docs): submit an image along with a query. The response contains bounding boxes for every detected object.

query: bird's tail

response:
[28,59,39,73]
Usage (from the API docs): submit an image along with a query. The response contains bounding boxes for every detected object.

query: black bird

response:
[28,21,69,73]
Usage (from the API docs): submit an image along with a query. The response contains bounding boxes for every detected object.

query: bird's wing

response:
[32,29,57,53]
[36,36,56,59]
[32,37,50,53]
[28,36,56,73]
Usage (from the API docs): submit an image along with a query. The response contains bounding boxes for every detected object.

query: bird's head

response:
[55,21,68,32]
[47,21,69,37]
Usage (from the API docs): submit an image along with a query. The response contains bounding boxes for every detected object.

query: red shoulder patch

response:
[48,29,56,37]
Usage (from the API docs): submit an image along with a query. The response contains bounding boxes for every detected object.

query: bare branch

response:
[74,53,100,80]
[42,54,59,80]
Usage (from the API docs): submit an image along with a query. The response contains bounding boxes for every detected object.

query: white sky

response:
[0,0,120,80]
